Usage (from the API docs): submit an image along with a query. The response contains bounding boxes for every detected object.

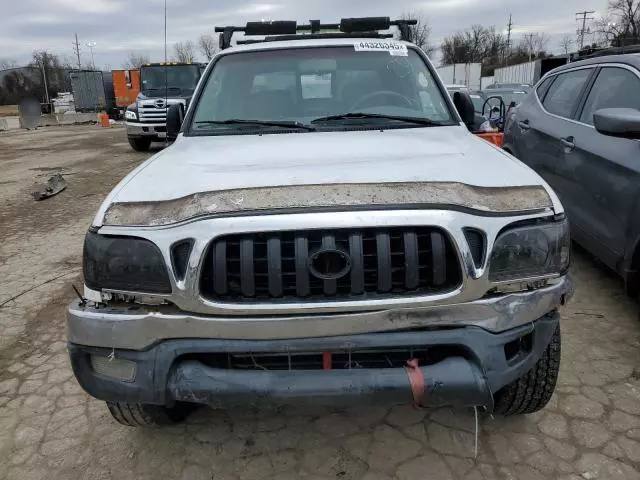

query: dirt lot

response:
[1,125,640,480]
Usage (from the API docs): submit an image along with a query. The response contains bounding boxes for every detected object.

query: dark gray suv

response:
[503,53,640,297]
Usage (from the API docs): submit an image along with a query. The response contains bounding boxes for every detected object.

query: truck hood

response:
[96,125,562,226]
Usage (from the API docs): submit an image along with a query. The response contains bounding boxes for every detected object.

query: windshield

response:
[190,46,456,133]
[140,65,201,96]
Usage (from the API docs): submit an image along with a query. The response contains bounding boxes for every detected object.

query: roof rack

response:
[573,44,640,60]
[215,17,417,50]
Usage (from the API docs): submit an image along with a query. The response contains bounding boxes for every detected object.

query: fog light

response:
[91,355,137,382]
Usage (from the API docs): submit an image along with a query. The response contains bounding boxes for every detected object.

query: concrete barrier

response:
[1,113,98,130]
[0,116,20,131]
[36,113,99,127]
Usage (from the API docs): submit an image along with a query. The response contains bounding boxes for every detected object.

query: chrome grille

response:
[200,227,462,302]
[138,102,167,123]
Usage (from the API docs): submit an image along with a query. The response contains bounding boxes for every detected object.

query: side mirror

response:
[594,108,640,139]
[452,91,475,130]
[167,103,185,140]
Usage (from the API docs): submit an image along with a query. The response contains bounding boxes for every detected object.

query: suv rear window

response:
[542,68,592,118]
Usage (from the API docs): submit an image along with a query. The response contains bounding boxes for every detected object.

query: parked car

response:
[485,82,532,92]
[68,17,572,427]
[503,52,640,297]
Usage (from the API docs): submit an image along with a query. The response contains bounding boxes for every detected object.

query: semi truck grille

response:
[200,227,462,302]
[138,106,167,123]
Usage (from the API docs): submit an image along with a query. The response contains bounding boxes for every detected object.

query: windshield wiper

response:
[195,119,315,131]
[311,113,446,126]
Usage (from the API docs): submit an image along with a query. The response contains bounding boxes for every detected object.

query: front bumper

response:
[125,121,166,139]
[69,312,559,410]
[67,275,571,350]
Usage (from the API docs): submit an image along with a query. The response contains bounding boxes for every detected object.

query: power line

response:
[576,10,595,49]
[72,33,82,69]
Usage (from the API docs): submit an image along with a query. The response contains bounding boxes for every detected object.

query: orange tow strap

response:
[405,358,427,409]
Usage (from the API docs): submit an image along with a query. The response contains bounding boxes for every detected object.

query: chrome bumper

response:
[67,275,571,350]
[125,121,166,138]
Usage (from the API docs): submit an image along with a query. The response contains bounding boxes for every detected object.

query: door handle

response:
[561,136,575,150]
[518,120,530,130]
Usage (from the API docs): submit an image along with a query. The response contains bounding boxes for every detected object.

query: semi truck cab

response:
[124,62,204,151]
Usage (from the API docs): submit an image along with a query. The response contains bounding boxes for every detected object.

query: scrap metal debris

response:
[32,173,67,201]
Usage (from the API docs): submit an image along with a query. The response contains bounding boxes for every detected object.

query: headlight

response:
[83,231,171,294]
[489,219,570,282]
[125,109,137,121]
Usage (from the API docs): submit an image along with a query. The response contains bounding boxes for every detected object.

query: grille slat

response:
[240,238,255,297]
[321,235,337,296]
[200,227,461,302]
[376,232,392,292]
[213,240,228,295]
[349,233,365,295]
[431,232,446,286]
[267,236,283,297]
[295,236,310,297]
[403,231,419,290]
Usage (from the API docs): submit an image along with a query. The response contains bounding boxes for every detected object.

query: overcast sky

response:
[1,0,608,69]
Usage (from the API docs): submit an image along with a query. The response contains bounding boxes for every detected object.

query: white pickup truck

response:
[68,17,572,427]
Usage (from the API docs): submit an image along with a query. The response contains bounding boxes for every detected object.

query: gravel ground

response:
[1,125,640,480]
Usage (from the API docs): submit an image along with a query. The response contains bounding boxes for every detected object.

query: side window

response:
[542,69,592,118]
[536,77,553,101]
[579,67,640,125]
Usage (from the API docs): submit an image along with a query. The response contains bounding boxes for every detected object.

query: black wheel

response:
[127,137,152,152]
[106,402,194,427]
[493,325,561,415]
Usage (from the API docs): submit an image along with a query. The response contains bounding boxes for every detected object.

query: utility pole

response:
[86,41,97,70]
[505,13,513,61]
[576,10,595,49]
[72,33,82,69]
[40,58,50,105]
[523,33,536,62]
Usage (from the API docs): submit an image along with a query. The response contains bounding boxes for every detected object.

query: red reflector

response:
[323,352,332,370]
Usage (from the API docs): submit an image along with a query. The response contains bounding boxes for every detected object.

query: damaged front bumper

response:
[67,275,571,350]
[68,312,559,410]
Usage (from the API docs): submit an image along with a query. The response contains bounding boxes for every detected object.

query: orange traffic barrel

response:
[98,112,110,127]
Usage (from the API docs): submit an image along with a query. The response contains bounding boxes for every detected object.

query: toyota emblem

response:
[308,247,351,280]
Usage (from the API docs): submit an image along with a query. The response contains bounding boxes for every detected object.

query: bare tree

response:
[173,41,196,63]
[532,33,550,53]
[0,58,18,70]
[594,0,640,46]
[400,13,434,54]
[122,52,150,69]
[559,35,574,54]
[198,35,218,60]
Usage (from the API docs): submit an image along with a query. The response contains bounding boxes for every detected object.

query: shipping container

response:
[69,70,115,113]
[493,57,569,85]
[112,69,140,109]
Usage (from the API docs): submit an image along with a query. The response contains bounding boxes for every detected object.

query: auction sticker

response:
[354,41,408,56]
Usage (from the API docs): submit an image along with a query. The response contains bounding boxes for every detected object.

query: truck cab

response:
[124,62,204,151]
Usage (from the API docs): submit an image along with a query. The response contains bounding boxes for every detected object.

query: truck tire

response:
[106,402,193,427]
[128,137,151,151]
[493,325,561,415]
